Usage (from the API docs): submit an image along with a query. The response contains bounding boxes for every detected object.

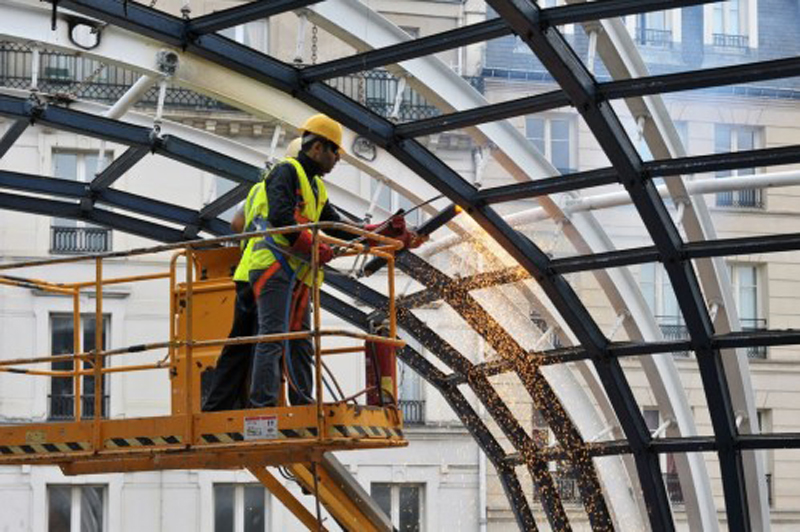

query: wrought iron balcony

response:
[325,69,484,123]
[638,28,673,48]
[51,226,111,254]
[741,318,768,359]
[399,399,425,425]
[535,473,582,505]
[48,394,109,421]
[654,316,691,357]
[663,472,684,505]
[713,33,750,50]
[716,188,763,209]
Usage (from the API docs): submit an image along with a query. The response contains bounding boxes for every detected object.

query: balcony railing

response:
[716,188,763,209]
[48,394,109,421]
[663,472,684,505]
[742,318,768,359]
[713,33,750,50]
[0,42,483,123]
[399,399,425,425]
[655,316,691,357]
[638,28,673,47]
[325,69,484,123]
[655,315,767,359]
[535,473,582,505]
[51,226,111,254]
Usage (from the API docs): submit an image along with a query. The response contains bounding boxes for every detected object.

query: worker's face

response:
[308,139,340,175]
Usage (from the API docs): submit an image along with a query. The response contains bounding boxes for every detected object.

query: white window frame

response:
[727,262,763,322]
[213,483,271,532]
[51,149,113,228]
[624,9,682,45]
[714,124,764,208]
[46,484,108,532]
[525,114,577,174]
[704,0,758,48]
[372,483,425,531]
[49,312,111,421]
[220,20,269,53]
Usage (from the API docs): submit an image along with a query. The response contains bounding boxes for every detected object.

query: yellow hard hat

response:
[285,137,302,158]
[299,114,344,153]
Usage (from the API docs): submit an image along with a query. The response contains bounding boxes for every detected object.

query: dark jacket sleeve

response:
[320,201,358,241]
[265,163,302,245]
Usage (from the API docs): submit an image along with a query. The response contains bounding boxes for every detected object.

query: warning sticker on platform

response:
[244,415,278,440]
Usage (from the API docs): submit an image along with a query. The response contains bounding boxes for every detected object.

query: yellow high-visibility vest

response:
[233,158,328,286]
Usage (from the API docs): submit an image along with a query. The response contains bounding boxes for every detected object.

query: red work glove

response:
[291,230,334,264]
[365,215,406,244]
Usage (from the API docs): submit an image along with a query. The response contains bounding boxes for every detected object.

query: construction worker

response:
[244,114,420,408]
[201,139,303,412]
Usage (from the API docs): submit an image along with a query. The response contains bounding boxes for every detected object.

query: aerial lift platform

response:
[0,223,406,531]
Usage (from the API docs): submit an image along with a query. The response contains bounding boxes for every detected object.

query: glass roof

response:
[1,0,798,529]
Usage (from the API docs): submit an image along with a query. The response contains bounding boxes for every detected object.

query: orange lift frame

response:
[0,223,407,531]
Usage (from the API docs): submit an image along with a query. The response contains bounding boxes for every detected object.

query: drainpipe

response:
[476,251,488,532]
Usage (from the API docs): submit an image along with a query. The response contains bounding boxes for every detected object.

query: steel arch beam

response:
[0,191,186,242]
[320,291,538,531]
[326,272,572,530]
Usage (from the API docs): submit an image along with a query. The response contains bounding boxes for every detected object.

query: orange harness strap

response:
[252,262,281,298]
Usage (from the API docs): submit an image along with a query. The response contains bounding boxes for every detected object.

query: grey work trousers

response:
[248,266,313,407]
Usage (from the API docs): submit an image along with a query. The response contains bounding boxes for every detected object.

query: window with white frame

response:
[705,0,756,50]
[525,115,575,174]
[398,339,424,425]
[625,9,681,47]
[50,313,110,421]
[214,484,269,532]
[220,21,269,53]
[728,263,767,358]
[643,409,684,504]
[371,483,423,531]
[640,263,690,356]
[368,179,425,227]
[51,150,113,253]
[47,485,106,532]
[715,125,764,208]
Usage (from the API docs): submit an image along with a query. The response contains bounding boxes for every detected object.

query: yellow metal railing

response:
[0,223,404,453]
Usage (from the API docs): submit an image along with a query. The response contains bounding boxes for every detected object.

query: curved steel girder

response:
[0,191,186,242]
[320,291,538,531]
[595,16,768,530]
[326,272,573,530]
[490,2,747,531]
[396,252,611,529]
[0,169,230,237]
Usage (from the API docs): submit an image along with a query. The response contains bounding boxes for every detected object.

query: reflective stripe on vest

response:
[233,157,328,286]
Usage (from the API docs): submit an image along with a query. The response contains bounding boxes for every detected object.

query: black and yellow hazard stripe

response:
[0,441,90,455]
[200,427,318,443]
[328,425,404,439]
[105,436,182,449]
